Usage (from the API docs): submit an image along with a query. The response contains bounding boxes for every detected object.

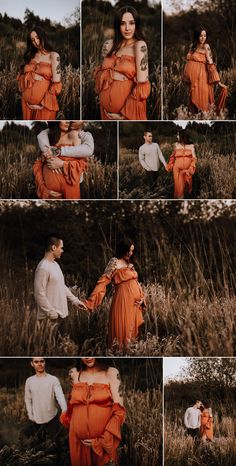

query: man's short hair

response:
[45,236,62,252]
[144,131,152,136]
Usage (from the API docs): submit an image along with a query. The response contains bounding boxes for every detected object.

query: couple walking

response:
[23,357,125,466]
[34,236,146,349]
[139,129,197,199]
[33,120,94,199]
[184,399,213,442]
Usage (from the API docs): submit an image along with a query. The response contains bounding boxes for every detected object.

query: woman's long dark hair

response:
[191,27,209,53]
[77,358,112,372]
[178,129,192,145]
[47,122,61,146]
[23,26,53,65]
[115,238,135,261]
[107,6,146,56]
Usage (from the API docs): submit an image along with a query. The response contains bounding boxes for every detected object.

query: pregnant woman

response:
[33,121,89,199]
[166,130,197,199]
[183,27,227,114]
[84,239,145,349]
[60,358,126,466]
[94,6,151,120]
[17,26,62,120]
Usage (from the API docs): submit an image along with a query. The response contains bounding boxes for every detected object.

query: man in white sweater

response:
[34,236,86,320]
[23,357,67,457]
[184,400,202,439]
[139,131,167,189]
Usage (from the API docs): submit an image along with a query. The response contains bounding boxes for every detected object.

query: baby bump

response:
[115,279,142,304]
[22,80,50,105]
[70,405,112,439]
[42,164,64,191]
[174,157,192,170]
[99,80,133,113]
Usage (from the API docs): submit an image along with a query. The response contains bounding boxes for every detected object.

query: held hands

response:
[76,300,88,311]
[218,82,227,89]
[46,156,64,170]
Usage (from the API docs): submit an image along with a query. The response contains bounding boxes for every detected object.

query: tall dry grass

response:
[0,145,117,199]
[119,145,236,199]
[165,410,236,466]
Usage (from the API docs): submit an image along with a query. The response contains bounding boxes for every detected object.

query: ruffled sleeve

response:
[85,258,117,311]
[40,82,62,111]
[166,151,176,172]
[17,73,25,92]
[60,401,73,428]
[91,403,126,462]
[207,63,220,84]
[188,155,197,175]
[62,158,88,185]
[33,159,50,199]
[120,80,151,120]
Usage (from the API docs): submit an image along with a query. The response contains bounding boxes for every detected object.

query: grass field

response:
[165,408,236,466]
[119,146,236,199]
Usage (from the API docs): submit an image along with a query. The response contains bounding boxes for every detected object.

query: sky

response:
[0,0,78,25]
[164,357,189,383]
[163,0,197,15]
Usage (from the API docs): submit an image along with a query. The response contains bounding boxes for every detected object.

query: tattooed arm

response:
[108,367,124,405]
[51,51,61,82]
[135,40,149,82]
[204,44,213,64]
[101,39,113,60]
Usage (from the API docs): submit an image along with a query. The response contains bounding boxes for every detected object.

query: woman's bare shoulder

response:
[135,40,148,52]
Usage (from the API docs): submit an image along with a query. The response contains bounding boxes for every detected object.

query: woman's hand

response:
[81,439,93,447]
[76,301,88,311]
[27,103,43,110]
[46,157,64,170]
[104,110,125,120]
[49,190,62,199]
[218,82,227,89]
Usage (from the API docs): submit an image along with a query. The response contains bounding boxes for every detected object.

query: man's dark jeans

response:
[187,427,200,439]
[22,414,61,443]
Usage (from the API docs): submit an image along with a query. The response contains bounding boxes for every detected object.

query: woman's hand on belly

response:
[104,109,125,120]
[46,156,64,170]
[113,70,129,81]
[27,103,44,110]
[49,190,63,199]
[81,439,94,447]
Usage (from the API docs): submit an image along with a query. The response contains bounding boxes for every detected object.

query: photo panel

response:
[119,120,236,200]
[164,357,236,465]
[163,0,235,120]
[0,356,162,466]
[0,0,80,120]
[0,199,235,357]
[0,120,118,200]
[82,0,161,120]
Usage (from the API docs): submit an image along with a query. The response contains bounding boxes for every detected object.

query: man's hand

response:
[48,310,59,320]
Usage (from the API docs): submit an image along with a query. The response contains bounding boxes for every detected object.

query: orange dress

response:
[200,409,213,441]
[166,144,197,199]
[61,382,125,466]
[183,50,225,113]
[17,60,62,120]
[94,54,151,120]
[85,258,145,348]
[33,144,88,199]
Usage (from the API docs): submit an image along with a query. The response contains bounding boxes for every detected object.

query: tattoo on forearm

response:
[56,56,61,74]
[101,41,110,59]
[117,372,124,397]
[140,52,148,71]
